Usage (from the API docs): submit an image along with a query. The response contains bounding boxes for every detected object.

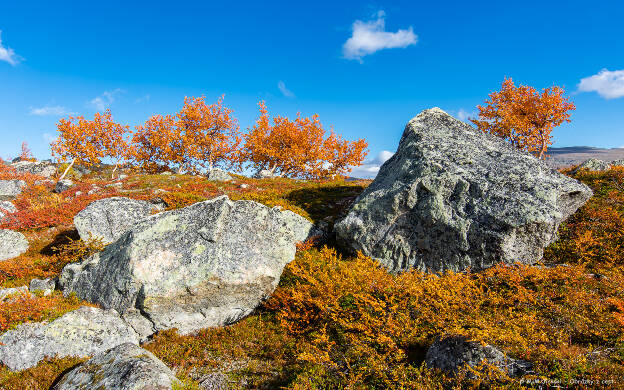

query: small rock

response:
[253,169,277,179]
[116,174,129,181]
[74,197,160,244]
[29,278,56,296]
[52,343,179,390]
[54,179,74,193]
[239,184,249,189]
[0,229,29,261]
[206,168,233,182]
[426,335,532,378]
[11,161,57,178]
[572,158,611,173]
[153,188,168,194]
[0,286,31,302]
[160,171,172,175]
[0,179,27,200]
[105,182,124,189]
[0,306,140,371]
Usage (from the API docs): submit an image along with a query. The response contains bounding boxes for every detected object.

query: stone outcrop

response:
[11,160,57,178]
[0,306,140,371]
[425,335,532,378]
[29,277,56,296]
[54,179,74,193]
[52,343,179,390]
[0,285,31,302]
[206,168,233,182]
[73,197,159,243]
[335,108,592,273]
[0,179,26,200]
[253,169,277,179]
[60,195,313,334]
[0,229,29,261]
[0,201,17,222]
[572,158,611,173]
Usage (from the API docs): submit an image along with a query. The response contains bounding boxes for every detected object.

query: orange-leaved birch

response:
[243,101,368,179]
[130,96,240,173]
[471,77,575,159]
[51,109,130,179]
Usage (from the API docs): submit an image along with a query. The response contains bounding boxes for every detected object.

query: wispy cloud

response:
[43,132,57,144]
[349,150,395,179]
[278,81,295,98]
[88,88,124,111]
[578,69,624,99]
[29,105,73,116]
[456,108,473,122]
[135,94,151,103]
[0,30,22,66]
[342,11,417,62]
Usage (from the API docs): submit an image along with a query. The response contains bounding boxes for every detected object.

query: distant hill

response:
[545,146,624,169]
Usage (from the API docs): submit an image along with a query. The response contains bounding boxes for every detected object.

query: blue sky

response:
[1,1,623,177]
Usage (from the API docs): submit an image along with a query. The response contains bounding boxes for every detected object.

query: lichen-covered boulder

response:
[54,179,74,193]
[29,277,56,296]
[0,306,140,371]
[425,335,532,378]
[206,168,233,182]
[11,160,57,178]
[52,343,179,390]
[572,158,611,173]
[60,195,313,334]
[335,108,592,273]
[74,197,159,244]
[253,169,277,179]
[0,201,17,222]
[0,229,29,261]
[0,179,26,200]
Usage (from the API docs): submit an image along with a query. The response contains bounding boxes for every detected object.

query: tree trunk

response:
[59,158,76,181]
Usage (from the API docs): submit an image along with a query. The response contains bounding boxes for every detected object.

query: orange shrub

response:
[243,101,368,179]
[471,78,575,159]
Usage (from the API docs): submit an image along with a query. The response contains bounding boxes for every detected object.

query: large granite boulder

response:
[74,197,159,244]
[0,179,26,200]
[0,229,29,261]
[335,108,592,273]
[11,160,57,178]
[0,306,140,371]
[425,335,532,378]
[60,195,313,334]
[0,201,17,222]
[52,343,179,390]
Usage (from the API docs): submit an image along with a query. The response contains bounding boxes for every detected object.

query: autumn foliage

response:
[131,96,241,173]
[51,109,130,178]
[471,78,575,159]
[243,101,368,179]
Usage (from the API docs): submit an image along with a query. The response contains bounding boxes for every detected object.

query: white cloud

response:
[88,88,124,111]
[349,150,395,179]
[0,30,22,66]
[278,81,295,98]
[578,69,624,99]
[29,105,72,116]
[456,108,473,122]
[342,11,417,62]
[43,133,57,144]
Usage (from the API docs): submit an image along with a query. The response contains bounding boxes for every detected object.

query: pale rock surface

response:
[52,343,179,390]
[0,179,26,200]
[60,195,313,334]
[0,229,29,261]
[206,168,233,182]
[0,306,140,371]
[335,108,592,273]
[11,160,57,178]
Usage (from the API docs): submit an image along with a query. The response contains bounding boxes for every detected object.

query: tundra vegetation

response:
[1,87,622,389]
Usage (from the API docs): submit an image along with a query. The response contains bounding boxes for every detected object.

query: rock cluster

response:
[335,108,592,273]
[60,195,313,334]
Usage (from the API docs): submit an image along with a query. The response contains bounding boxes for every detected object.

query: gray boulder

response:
[0,285,31,302]
[0,229,29,261]
[425,335,532,378]
[74,197,159,244]
[253,169,277,179]
[206,168,233,182]
[572,158,611,173]
[0,306,140,371]
[52,343,179,390]
[335,108,592,273]
[29,277,56,296]
[60,195,313,334]
[0,179,26,200]
[11,160,57,178]
[0,200,17,222]
[54,179,74,193]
